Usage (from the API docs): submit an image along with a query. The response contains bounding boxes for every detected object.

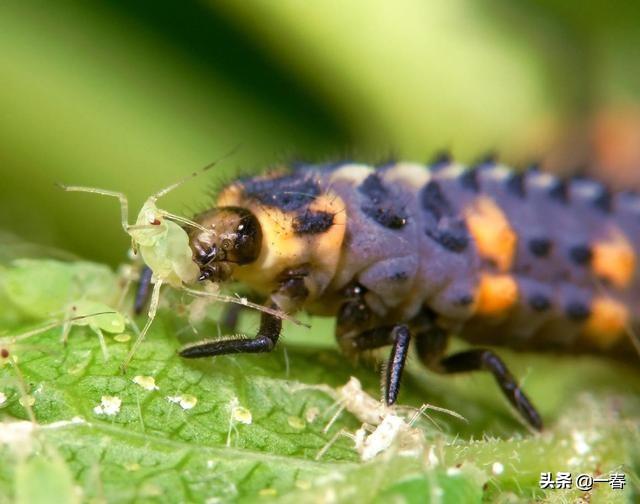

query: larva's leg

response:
[134,266,153,315]
[180,302,282,357]
[335,288,412,406]
[339,324,412,406]
[180,272,308,358]
[429,347,543,431]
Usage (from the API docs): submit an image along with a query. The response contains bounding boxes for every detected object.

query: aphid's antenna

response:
[181,286,309,327]
[406,403,468,430]
[151,144,242,201]
[0,312,117,344]
[315,428,349,460]
[1,350,36,423]
[157,211,210,233]
[58,144,241,233]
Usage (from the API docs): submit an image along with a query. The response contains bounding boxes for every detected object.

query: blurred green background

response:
[1,0,640,266]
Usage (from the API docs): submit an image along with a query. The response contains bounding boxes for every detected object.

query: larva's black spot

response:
[242,175,320,211]
[391,271,409,281]
[359,174,408,229]
[566,301,591,321]
[420,181,453,220]
[476,152,497,166]
[292,211,334,235]
[592,186,612,213]
[568,244,592,266]
[425,220,469,253]
[528,293,551,312]
[362,206,407,229]
[454,294,474,306]
[429,151,452,169]
[528,238,552,258]
[359,173,388,202]
[459,167,479,192]
[505,172,526,198]
[548,179,569,203]
[526,163,540,172]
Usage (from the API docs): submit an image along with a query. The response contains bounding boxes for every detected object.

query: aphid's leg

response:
[90,326,110,361]
[436,349,543,431]
[58,185,130,233]
[416,328,542,430]
[60,317,73,346]
[134,266,153,315]
[123,279,163,370]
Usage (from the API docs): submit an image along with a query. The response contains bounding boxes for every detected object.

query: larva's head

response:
[188,206,263,282]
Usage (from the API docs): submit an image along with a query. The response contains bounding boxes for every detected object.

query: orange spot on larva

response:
[592,232,636,288]
[465,197,517,272]
[583,297,628,349]
[476,274,518,316]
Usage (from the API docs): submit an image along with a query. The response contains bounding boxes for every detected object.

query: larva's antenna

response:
[151,144,242,201]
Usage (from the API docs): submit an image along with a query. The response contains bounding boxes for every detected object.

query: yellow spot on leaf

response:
[19,394,35,408]
[114,333,131,343]
[287,416,306,430]
[465,197,517,272]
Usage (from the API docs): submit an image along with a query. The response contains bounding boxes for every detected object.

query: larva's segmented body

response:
[177,160,640,430]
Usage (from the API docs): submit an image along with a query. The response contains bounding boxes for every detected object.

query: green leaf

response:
[0,259,639,502]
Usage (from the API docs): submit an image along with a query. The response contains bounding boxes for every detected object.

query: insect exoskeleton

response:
[177,160,640,432]
[62,161,301,370]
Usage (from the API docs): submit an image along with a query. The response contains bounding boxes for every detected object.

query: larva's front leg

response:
[180,301,283,357]
[179,271,308,358]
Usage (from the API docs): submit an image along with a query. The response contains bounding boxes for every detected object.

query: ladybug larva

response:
[149,159,639,431]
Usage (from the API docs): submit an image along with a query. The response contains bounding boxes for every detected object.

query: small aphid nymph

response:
[61,156,300,369]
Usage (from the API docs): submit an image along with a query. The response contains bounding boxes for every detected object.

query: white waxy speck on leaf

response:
[167,394,198,410]
[492,462,504,475]
[232,406,252,425]
[93,396,122,416]
[132,375,159,391]
[572,431,590,455]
